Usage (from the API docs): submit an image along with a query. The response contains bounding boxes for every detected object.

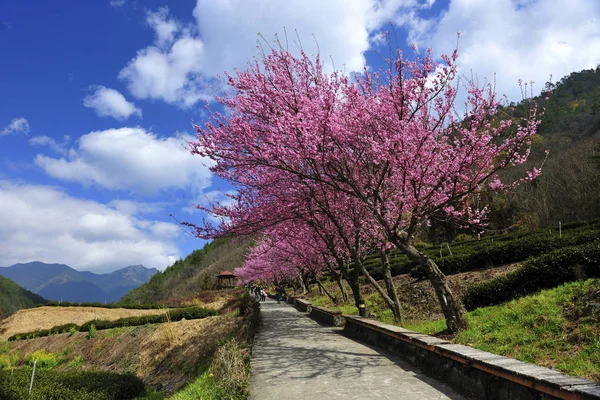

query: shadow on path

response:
[249,299,469,399]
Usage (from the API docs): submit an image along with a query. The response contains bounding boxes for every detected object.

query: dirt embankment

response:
[0,306,168,341]
[308,263,521,321]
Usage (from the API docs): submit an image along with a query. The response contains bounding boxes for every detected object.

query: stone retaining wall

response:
[309,305,345,327]
[294,299,312,313]
[343,316,600,400]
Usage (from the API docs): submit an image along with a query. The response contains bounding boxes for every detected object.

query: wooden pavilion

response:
[215,270,236,288]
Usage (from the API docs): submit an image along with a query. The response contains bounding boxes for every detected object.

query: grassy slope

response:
[405,280,600,381]
[1,290,244,396]
[120,237,252,305]
[0,276,45,318]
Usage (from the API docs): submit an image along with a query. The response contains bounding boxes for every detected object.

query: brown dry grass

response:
[5,316,240,395]
[0,306,168,340]
[392,262,522,321]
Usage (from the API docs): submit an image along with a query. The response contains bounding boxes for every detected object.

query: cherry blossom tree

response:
[188,39,543,332]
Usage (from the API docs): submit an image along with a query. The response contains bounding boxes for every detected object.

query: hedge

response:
[0,368,145,400]
[42,301,178,310]
[9,306,218,341]
[410,228,600,278]
[79,306,217,331]
[359,224,600,281]
[462,241,600,310]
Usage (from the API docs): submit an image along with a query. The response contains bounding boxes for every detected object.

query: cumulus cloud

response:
[0,181,180,272]
[404,0,600,102]
[34,127,212,195]
[1,117,30,136]
[146,6,180,49]
[119,1,429,107]
[118,7,207,107]
[83,86,142,120]
[29,135,70,155]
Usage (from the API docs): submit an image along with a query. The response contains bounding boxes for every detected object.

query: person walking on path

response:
[275,286,281,304]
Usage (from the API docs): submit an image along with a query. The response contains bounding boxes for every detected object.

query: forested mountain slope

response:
[119,237,252,304]
[450,67,600,236]
[0,276,45,318]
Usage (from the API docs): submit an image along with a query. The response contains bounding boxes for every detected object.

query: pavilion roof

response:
[216,270,236,277]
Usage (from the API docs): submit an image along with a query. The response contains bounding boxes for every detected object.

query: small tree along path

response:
[249,299,468,399]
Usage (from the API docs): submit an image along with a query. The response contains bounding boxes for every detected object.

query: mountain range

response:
[0,262,158,303]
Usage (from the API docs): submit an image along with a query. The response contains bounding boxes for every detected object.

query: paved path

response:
[249,299,468,399]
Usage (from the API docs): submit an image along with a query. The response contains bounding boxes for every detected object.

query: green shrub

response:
[87,325,96,339]
[79,306,217,332]
[0,368,145,400]
[69,355,84,368]
[50,323,79,335]
[0,352,19,369]
[462,242,600,310]
[412,228,600,278]
[43,301,177,310]
[357,223,600,281]
[24,349,60,369]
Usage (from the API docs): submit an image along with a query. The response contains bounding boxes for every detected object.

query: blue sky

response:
[1,0,599,273]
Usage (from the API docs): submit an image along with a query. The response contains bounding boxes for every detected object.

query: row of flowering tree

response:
[187,38,543,332]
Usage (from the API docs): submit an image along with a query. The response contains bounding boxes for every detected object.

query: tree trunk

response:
[380,249,404,325]
[316,277,338,304]
[354,257,403,324]
[335,272,349,302]
[339,260,367,317]
[302,273,311,293]
[396,241,466,332]
[298,271,307,295]
[326,265,349,303]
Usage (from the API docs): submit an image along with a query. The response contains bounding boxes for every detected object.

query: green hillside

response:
[0,276,46,318]
[427,67,600,241]
[119,236,252,304]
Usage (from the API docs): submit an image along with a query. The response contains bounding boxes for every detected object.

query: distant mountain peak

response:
[0,261,158,303]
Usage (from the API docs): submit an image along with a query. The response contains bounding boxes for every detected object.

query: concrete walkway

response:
[249,299,469,399]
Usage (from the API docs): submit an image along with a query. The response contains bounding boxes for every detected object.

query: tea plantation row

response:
[9,306,218,341]
[0,368,145,400]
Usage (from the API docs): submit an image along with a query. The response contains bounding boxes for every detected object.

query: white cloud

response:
[110,0,126,8]
[83,86,142,120]
[0,181,180,272]
[118,7,207,107]
[34,127,212,195]
[182,189,236,215]
[108,199,166,216]
[146,7,180,49]
[119,1,429,107]
[405,0,600,102]
[1,117,30,136]
[28,135,70,155]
